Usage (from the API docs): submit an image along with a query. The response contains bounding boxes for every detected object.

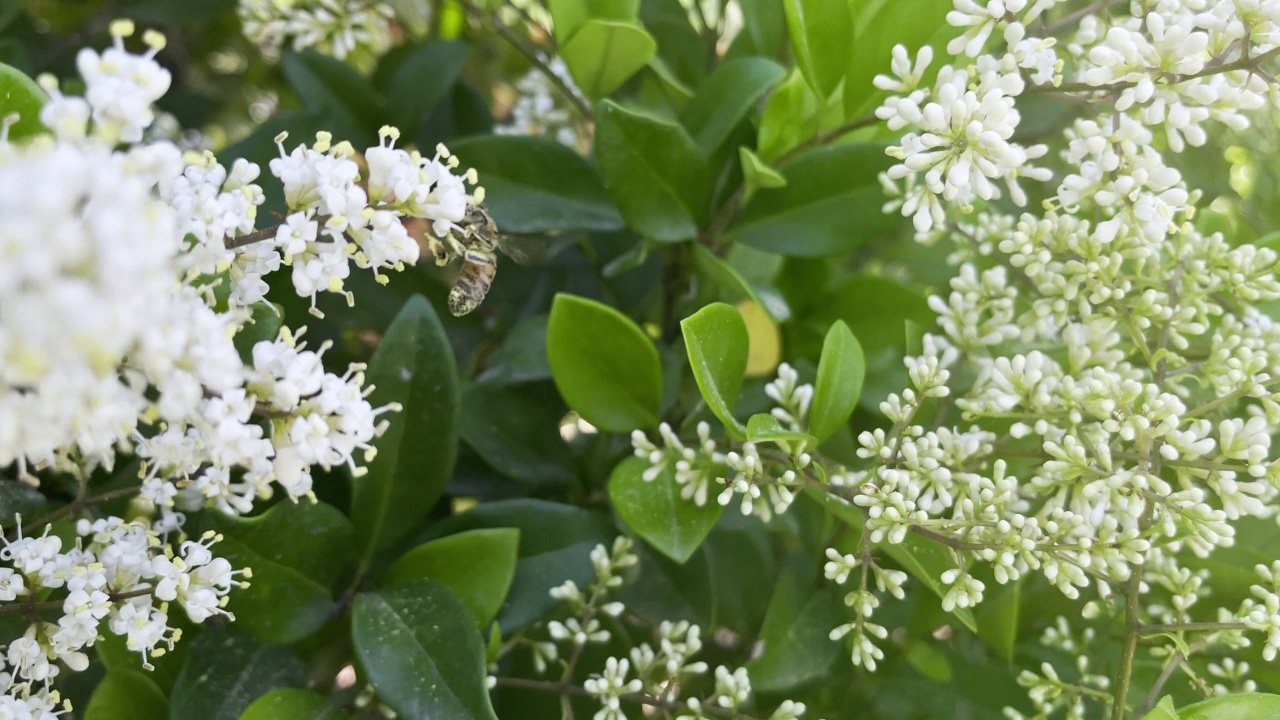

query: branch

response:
[464,5,593,120]
[1034,45,1280,97]
[6,487,142,541]
[1139,621,1250,636]
[0,585,154,619]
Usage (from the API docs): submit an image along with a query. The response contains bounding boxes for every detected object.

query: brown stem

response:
[465,5,593,120]
[1139,621,1250,636]
[1036,45,1280,96]
[0,586,154,619]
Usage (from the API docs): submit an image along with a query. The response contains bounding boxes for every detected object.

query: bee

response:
[434,205,532,317]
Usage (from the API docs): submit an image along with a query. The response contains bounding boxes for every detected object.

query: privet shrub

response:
[0,1,1279,719]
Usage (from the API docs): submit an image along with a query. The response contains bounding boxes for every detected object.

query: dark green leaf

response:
[547,293,662,431]
[1179,693,1280,720]
[808,321,865,442]
[783,0,852,97]
[609,457,723,563]
[458,382,575,486]
[815,275,933,356]
[691,245,784,322]
[386,42,471,132]
[353,580,498,720]
[975,578,1021,663]
[170,628,305,720]
[748,588,842,691]
[905,640,952,682]
[281,51,382,145]
[0,480,46,524]
[681,302,749,437]
[85,670,167,720]
[0,62,45,141]
[640,0,710,89]
[239,689,348,720]
[730,143,899,256]
[423,499,614,631]
[595,100,710,242]
[745,413,817,446]
[481,315,552,384]
[233,303,284,364]
[756,69,833,162]
[204,501,354,644]
[561,20,657,99]
[449,135,624,233]
[350,296,459,560]
[679,58,785,155]
[383,528,520,626]
[731,0,785,58]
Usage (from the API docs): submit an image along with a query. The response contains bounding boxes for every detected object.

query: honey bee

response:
[434,205,531,317]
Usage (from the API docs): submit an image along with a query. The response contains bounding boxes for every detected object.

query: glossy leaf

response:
[692,246,779,322]
[679,58,785,155]
[423,500,615,631]
[352,580,498,720]
[204,501,353,643]
[350,296,459,560]
[808,321,865,442]
[595,100,710,242]
[844,0,953,116]
[746,413,817,446]
[385,42,471,132]
[756,69,834,163]
[748,589,843,691]
[383,528,521,626]
[816,275,934,356]
[731,143,900,256]
[458,381,575,486]
[681,302,749,437]
[610,456,724,563]
[170,629,306,720]
[783,0,852,97]
[84,670,167,720]
[239,689,348,720]
[1141,697,1181,720]
[1179,693,1280,720]
[448,135,624,233]
[0,62,46,141]
[549,0,640,43]
[740,147,787,202]
[561,20,656,99]
[547,293,662,431]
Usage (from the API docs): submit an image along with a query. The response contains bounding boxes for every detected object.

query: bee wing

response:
[494,235,549,265]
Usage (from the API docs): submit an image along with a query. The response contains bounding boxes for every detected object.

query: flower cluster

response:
[0,20,480,714]
[497,59,583,148]
[519,539,814,720]
[0,519,243,715]
[630,364,812,520]
[238,0,395,60]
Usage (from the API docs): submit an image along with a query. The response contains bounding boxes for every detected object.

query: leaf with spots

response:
[352,579,498,720]
[169,628,306,720]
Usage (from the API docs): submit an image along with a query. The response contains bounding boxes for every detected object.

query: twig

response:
[0,586,154,620]
[464,4,593,120]
[6,487,142,540]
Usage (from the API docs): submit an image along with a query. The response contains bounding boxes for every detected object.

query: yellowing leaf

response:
[737,300,781,377]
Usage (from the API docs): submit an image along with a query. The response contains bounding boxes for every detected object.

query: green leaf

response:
[281,51,382,145]
[731,143,899,256]
[681,302,749,437]
[547,293,662,432]
[204,501,354,644]
[1179,693,1280,720]
[422,499,614,631]
[85,670,167,720]
[561,20,656,99]
[975,578,1021,663]
[1141,696,1181,720]
[0,480,46,524]
[679,58,785,155]
[595,100,710,242]
[756,69,831,163]
[803,487,978,632]
[808,321,865,442]
[748,587,843,691]
[458,382,576,486]
[383,528,521,627]
[844,0,953,117]
[239,689,349,720]
[448,135,624,233]
[739,147,787,202]
[783,0,852,97]
[731,0,785,58]
[170,629,305,720]
[816,275,933,356]
[0,62,46,141]
[691,245,784,322]
[482,315,552,384]
[385,42,471,132]
[905,640,952,683]
[609,456,724,563]
[550,0,640,43]
[350,296,459,560]
[746,413,817,446]
[353,580,498,720]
